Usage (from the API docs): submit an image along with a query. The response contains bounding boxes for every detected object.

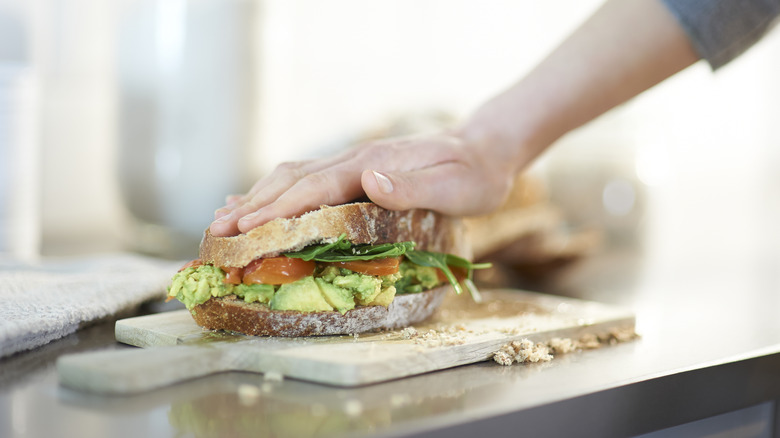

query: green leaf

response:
[404,250,491,297]
[441,253,492,272]
[283,234,352,261]
[463,278,483,304]
[404,250,463,294]
[284,234,415,262]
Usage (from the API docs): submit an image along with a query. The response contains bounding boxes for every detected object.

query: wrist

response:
[454,97,550,178]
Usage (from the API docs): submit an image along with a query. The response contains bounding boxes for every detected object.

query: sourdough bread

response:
[190,287,449,336]
[200,202,469,267]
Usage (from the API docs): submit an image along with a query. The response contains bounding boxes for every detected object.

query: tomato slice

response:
[242,257,316,285]
[179,259,203,272]
[326,257,401,276]
[221,266,244,285]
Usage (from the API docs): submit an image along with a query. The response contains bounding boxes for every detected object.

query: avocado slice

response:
[270,277,334,312]
[314,278,356,314]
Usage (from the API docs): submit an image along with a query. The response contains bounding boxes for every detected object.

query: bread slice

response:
[200,202,470,267]
[190,286,449,336]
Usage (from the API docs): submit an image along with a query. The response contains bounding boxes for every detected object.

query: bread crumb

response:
[607,326,639,343]
[492,339,552,365]
[492,327,638,366]
[401,327,418,339]
[492,350,514,366]
[548,337,576,355]
[399,324,478,348]
[579,333,601,349]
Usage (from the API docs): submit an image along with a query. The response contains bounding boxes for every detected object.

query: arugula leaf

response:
[284,234,415,262]
[463,279,483,304]
[439,253,492,271]
[283,234,352,261]
[404,250,462,294]
[403,250,491,299]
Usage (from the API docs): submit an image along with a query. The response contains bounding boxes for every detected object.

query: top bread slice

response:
[200,202,471,267]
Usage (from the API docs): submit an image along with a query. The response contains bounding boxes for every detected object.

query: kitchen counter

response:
[2,241,779,438]
[3,169,780,437]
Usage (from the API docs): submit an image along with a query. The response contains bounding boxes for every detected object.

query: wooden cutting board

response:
[57,289,635,394]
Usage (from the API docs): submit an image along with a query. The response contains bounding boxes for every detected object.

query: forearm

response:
[459,0,699,173]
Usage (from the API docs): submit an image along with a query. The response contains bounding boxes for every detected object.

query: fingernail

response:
[213,212,232,223]
[238,211,259,224]
[214,208,230,219]
[372,171,394,194]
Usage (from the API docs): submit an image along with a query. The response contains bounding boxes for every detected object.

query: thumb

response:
[361,165,499,216]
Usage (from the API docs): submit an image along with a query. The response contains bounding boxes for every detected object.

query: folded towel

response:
[0,253,181,358]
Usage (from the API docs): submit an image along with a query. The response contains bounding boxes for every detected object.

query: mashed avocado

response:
[168,265,275,310]
[395,261,440,293]
[167,260,441,314]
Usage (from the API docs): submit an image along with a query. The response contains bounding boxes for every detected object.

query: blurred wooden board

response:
[57,289,635,394]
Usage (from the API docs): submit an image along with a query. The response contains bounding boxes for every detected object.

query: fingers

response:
[210,160,323,236]
[225,194,243,205]
[215,161,310,216]
[234,165,366,234]
[214,194,245,220]
[209,159,368,236]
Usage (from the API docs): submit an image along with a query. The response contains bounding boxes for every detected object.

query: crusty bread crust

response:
[200,202,469,267]
[190,287,448,336]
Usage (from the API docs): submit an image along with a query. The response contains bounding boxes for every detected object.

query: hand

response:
[210,0,698,238]
[209,131,517,236]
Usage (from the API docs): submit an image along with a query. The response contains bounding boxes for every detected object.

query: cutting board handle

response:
[57,345,228,394]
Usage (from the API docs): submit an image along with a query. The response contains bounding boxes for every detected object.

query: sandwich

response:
[166,202,488,336]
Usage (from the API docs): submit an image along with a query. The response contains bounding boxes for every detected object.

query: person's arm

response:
[210,0,698,237]
[459,0,699,170]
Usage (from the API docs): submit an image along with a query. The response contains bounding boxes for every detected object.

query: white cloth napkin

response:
[0,253,182,358]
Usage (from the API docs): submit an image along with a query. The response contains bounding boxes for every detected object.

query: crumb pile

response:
[491,326,638,366]
[493,339,553,365]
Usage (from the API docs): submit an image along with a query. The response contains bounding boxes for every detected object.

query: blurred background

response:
[1,0,779,285]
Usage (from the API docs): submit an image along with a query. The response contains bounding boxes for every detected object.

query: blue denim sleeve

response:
[660,0,780,69]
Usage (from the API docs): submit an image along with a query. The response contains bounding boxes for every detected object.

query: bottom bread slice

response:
[190,287,449,337]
